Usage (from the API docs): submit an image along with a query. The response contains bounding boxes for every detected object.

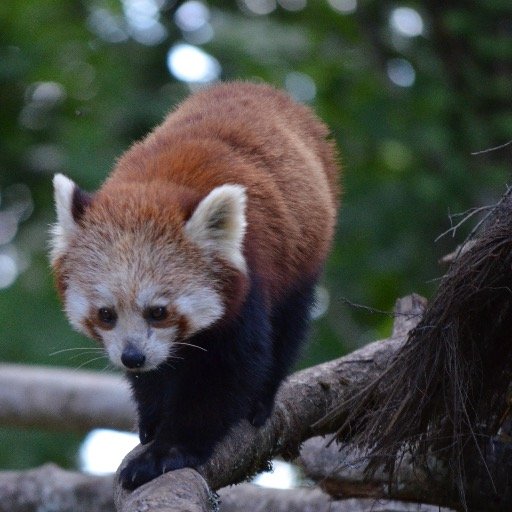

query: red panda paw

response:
[119,443,207,490]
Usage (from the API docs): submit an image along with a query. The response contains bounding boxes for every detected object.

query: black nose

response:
[121,345,146,369]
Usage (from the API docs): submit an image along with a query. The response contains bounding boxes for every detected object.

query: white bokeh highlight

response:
[167,43,221,83]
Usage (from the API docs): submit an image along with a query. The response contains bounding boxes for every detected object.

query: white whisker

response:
[74,355,109,370]
[68,350,105,361]
[163,360,179,370]
[49,347,102,356]
[100,363,115,372]
[173,342,207,352]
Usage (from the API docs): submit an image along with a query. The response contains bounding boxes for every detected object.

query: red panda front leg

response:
[128,372,166,445]
[120,280,274,490]
[120,441,210,490]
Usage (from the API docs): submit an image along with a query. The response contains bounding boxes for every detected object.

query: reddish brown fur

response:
[90,82,339,306]
[52,83,340,490]
[52,259,66,300]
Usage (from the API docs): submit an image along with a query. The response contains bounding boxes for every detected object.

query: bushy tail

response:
[321,188,512,506]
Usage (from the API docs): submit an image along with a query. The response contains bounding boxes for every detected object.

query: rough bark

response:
[217,483,454,512]
[299,436,453,508]
[0,464,114,512]
[115,468,213,512]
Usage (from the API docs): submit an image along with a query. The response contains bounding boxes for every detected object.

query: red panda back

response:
[103,82,339,303]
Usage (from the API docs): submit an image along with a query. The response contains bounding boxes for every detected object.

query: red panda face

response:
[50,174,247,372]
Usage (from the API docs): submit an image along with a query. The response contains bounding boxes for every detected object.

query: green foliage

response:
[0,0,510,470]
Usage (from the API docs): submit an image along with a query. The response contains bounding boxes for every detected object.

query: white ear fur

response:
[185,184,248,273]
[50,173,78,263]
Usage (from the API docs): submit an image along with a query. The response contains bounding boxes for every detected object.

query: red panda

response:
[50,82,339,490]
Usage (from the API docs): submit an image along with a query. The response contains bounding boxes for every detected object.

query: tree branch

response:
[299,436,454,509]
[217,483,452,512]
[0,364,135,432]
[0,464,114,512]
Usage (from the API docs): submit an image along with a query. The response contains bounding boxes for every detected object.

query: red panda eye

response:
[98,307,116,325]
[146,306,168,322]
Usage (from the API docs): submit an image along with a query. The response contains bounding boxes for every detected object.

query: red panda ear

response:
[50,174,93,263]
[184,184,248,273]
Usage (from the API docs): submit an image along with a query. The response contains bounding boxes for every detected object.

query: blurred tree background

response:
[0,0,510,473]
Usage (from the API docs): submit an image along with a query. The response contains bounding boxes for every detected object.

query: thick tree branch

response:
[299,436,454,509]
[115,469,212,512]
[0,464,114,512]
[217,483,452,512]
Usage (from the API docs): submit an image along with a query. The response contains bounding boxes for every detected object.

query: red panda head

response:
[50,173,247,372]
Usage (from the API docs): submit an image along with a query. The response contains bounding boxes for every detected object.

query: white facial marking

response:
[135,286,168,310]
[64,286,90,335]
[174,287,225,332]
[185,184,248,272]
[93,284,116,307]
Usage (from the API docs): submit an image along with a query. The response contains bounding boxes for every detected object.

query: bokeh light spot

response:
[87,8,129,43]
[175,1,210,32]
[167,43,221,83]
[28,82,66,106]
[80,429,139,474]
[328,0,357,14]
[387,58,416,87]
[285,71,316,103]
[122,0,168,45]
[278,0,307,11]
[0,212,18,246]
[0,254,17,289]
[239,0,277,16]
[390,7,424,38]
